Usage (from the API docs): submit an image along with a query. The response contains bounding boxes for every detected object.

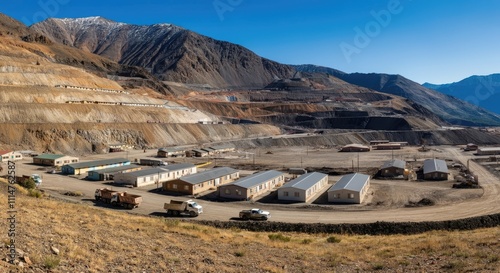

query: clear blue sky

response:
[2,0,500,84]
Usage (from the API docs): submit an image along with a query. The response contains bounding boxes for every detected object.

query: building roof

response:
[0,150,13,155]
[89,165,142,174]
[178,167,239,185]
[34,154,66,160]
[192,149,208,154]
[380,159,406,170]
[423,159,449,174]
[280,172,328,190]
[478,147,500,152]
[164,163,196,171]
[329,173,370,192]
[343,144,369,149]
[122,167,171,178]
[226,170,284,189]
[64,158,129,169]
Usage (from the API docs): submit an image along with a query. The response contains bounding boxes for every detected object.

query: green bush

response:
[268,233,291,242]
[301,238,313,244]
[326,236,341,243]
[234,250,245,257]
[18,178,36,189]
[44,255,60,269]
[28,189,43,198]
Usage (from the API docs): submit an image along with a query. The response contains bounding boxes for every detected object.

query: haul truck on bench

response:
[164,199,203,217]
[95,188,143,209]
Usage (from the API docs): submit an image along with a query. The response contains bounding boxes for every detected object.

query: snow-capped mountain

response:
[31,17,295,88]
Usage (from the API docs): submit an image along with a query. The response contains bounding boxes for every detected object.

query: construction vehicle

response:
[164,199,203,217]
[94,188,143,209]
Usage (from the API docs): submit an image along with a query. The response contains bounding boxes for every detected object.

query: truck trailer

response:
[95,188,143,209]
[164,199,203,217]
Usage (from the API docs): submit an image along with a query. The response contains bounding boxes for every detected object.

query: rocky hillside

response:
[32,17,296,89]
[294,65,500,126]
[423,74,500,115]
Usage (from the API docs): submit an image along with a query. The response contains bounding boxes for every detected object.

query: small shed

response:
[219,170,285,200]
[423,159,449,180]
[328,173,370,204]
[379,159,406,177]
[157,147,186,158]
[33,154,79,167]
[163,167,240,195]
[278,172,329,202]
[191,149,209,157]
[339,144,370,152]
[0,150,23,162]
[464,143,478,151]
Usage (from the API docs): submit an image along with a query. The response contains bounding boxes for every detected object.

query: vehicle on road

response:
[239,208,270,220]
[95,188,143,209]
[164,199,203,217]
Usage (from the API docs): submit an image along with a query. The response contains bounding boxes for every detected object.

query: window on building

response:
[348,193,354,199]
[184,185,189,190]
[225,188,230,195]
[172,184,177,189]
[294,192,300,197]
[284,191,288,197]
[236,190,241,196]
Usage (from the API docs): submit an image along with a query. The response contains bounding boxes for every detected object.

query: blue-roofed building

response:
[87,165,143,181]
[61,158,130,175]
[278,172,329,202]
[219,170,285,200]
[113,163,197,187]
[328,173,371,204]
[423,159,449,180]
[163,167,240,195]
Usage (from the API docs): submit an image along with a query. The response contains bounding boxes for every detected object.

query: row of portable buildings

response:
[157,144,235,158]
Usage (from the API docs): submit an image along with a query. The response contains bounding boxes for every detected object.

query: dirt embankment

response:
[228,129,500,149]
[197,213,500,235]
[0,123,280,154]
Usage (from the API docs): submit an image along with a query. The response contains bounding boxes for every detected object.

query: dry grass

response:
[1,179,499,272]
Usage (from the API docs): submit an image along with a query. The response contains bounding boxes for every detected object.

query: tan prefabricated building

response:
[277,172,329,202]
[114,163,197,187]
[163,167,240,195]
[328,173,370,204]
[423,159,449,180]
[219,170,284,200]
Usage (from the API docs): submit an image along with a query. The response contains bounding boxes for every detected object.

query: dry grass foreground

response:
[1,179,499,273]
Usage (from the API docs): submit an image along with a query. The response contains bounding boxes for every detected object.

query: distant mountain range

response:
[32,16,295,89]
[423,74,500,115]
[12,15,500,126]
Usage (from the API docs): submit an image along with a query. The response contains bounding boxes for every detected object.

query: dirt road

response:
[11,146,500,224]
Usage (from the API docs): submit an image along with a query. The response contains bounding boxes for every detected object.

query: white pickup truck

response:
[239,208,270,220]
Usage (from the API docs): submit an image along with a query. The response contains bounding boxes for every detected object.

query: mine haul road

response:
[36,147,500,224]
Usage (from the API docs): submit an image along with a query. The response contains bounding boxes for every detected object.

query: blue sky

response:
[2,0,500,84]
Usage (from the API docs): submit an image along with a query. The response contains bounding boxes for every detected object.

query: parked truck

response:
[15,174,42,187]
[139,158,167,166]
[239,208,270,220]
[95,188,143,209]
[164,199,203,217]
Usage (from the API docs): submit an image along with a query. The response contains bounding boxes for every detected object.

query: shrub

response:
[268,233,291,242]
[301,238,313,244]
[28,189,43,198]
[234,250,245,257]
[18,178,36,189]
[326,236,341,243]
[44,255,60,269]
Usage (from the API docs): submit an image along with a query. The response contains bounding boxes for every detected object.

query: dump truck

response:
[164,199,203,217]
[239,208,270,220]
[95,188,143,209]
[139,158,167,166]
